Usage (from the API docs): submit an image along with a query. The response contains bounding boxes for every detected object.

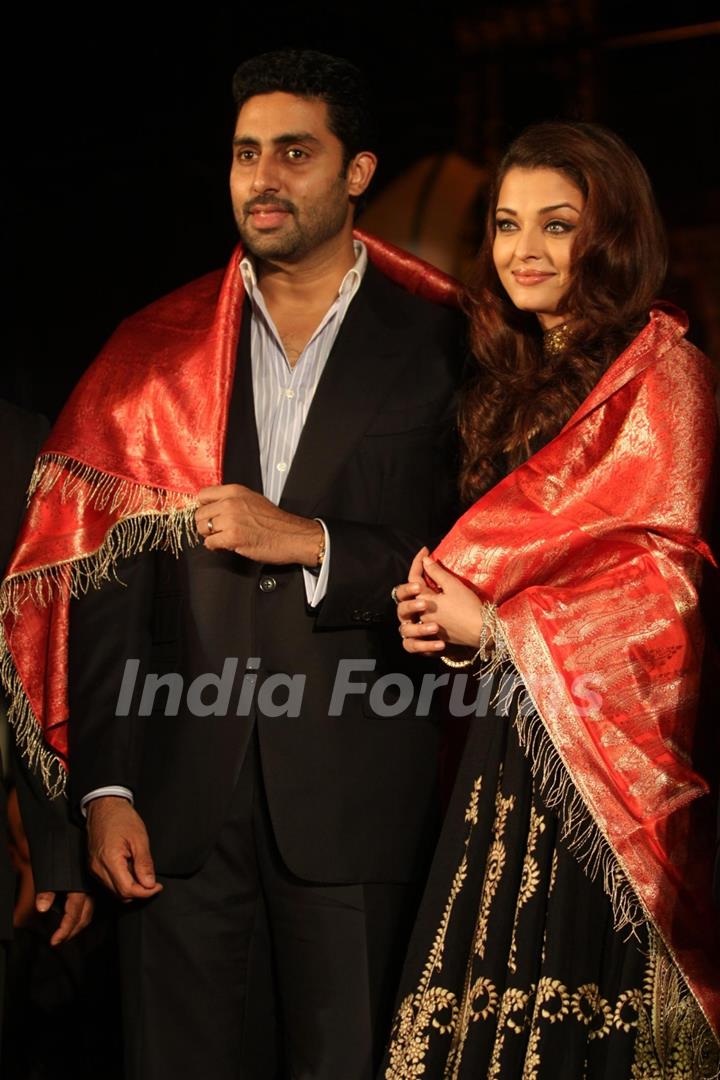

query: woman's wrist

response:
[441,606,496,669]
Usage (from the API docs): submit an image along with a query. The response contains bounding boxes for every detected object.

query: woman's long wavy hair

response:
[460,121,668,503]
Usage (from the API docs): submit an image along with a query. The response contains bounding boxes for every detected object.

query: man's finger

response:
[35,891,55,913]
[104,855,163,900]
[49,892,89,947]
[130,844,158,889]
[197,484,243,504]
[77,895,94,932]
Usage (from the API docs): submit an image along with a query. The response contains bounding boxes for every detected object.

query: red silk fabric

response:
[2,233,460,766]
[433,306,719,1033]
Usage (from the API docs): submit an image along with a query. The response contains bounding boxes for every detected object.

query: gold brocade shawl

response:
[433,306,719,1035]
[0,231,460,784]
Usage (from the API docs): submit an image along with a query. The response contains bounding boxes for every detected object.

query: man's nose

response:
[250,156,281,193]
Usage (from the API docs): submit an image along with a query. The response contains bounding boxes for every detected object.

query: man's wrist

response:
[300,518,325,568]
[85,794,133,823]
[81,786,134,819]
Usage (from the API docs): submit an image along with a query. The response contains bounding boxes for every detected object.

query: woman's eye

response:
[495,218,517,232]
[545,219,574,234]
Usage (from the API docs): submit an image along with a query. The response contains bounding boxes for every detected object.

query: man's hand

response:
[36,891,94,946]
[86,796,163,902]
[196,484,323,566]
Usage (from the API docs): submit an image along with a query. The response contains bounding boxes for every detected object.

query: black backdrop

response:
[5,2,720,421]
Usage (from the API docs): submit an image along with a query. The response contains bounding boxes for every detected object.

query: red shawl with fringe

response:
[433,306,719,1036]
[0,231,461,795]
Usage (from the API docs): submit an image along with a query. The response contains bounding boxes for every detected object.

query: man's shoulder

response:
[123,266,228,335]
[363,261,466,336]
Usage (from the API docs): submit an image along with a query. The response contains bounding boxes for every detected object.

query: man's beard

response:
[234,178,349,262]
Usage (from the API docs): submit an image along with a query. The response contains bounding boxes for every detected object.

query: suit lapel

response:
[223,299,263,492]
[278,265,411,517]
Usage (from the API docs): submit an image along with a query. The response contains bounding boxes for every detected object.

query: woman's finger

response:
[422,556,455,590]
[397,598,427,621]
[394,582,421,604]
[400,619,439,639]
[403,635,446,654]
[408,547,429,584]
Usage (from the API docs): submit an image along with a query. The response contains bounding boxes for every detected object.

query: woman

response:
[383,122,719,1078]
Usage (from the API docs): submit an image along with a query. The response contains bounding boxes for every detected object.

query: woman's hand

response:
[396,547,486,654]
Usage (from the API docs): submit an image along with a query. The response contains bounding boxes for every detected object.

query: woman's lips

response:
[512,270,555,285]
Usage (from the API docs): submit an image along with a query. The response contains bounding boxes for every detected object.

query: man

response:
[1,51,464,1078]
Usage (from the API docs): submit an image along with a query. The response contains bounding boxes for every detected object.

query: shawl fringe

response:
[479,628,718,1056]
[479,629,645,935]
[0,456,199,793]
[2,455,198,619]
[0,622,66,797]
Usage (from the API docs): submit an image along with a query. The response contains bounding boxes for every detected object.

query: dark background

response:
[5,2,720,422]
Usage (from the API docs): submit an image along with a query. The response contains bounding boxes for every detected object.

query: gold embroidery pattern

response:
[508,805,546,973]
[385,778,482,1080]
[487,987,533,1079]
[387,957,718,1079]
[443,778,516,1075]
[474,779,515,962]
[548,849,558,897]
[571,983,613,1039]
[385,825,719,1080]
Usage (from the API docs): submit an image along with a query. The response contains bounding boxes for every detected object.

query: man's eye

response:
[286,148,307,160]
[235,149,257,162]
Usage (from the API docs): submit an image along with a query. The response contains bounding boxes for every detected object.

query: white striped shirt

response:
[240,241,367,504]
[240,240,368,606]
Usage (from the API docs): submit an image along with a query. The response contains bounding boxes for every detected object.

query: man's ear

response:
[347,151,377,198]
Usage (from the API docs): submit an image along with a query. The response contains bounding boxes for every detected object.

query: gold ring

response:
[207,518,214,534]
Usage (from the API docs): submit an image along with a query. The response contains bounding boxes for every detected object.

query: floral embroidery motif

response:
[384,780,719,1080]
[508,805,545,973]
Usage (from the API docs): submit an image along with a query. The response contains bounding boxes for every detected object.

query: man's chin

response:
[239,230,303,262]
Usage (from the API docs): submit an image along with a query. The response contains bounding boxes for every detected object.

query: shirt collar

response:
[239,239,367,302]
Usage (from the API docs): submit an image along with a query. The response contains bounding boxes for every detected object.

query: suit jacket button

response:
[351,609,362,621]
[361,610,373,622]
[259,575,277,593]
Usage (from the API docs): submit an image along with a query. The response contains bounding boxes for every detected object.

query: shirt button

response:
[276,462,288,473]
[259,576,277,593]
[285,388,295,399]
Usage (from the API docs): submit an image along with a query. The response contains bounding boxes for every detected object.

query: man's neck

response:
[256,229,357,312]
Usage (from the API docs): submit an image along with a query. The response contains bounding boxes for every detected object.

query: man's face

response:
[230,92,357,263]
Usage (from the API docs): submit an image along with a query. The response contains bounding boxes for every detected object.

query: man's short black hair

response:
[232,49,375,168]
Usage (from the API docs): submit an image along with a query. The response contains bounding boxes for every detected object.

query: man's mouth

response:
[247,203,294,229]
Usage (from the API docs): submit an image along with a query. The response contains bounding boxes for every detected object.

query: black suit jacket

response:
[0,401,87,932]
[68,265,465,883]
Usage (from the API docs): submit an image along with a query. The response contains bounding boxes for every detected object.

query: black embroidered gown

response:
[380,664,717,1079]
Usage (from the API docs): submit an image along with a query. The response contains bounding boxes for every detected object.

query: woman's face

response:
[492,166,585,329]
